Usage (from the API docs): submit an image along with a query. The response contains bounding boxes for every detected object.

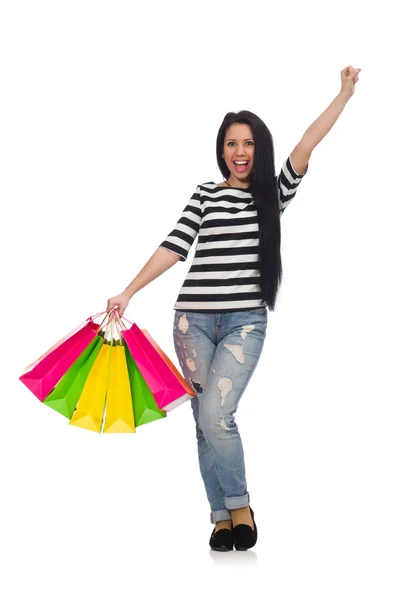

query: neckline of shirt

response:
[209,181,252,191]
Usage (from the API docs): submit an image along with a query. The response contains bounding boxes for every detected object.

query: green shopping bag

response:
[43,336,104,418]
[124,344,166,427]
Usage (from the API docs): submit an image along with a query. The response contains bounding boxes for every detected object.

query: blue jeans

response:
[173,307,268,524]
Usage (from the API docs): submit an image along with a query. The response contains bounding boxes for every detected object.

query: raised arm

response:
[289,65,361,175]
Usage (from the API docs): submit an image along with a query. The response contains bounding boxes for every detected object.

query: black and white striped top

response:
[159,155,309,313]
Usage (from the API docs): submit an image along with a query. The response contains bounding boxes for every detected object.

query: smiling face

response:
[222,122,254,187]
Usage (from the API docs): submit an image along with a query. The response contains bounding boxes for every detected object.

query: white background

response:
[1,0,396,598]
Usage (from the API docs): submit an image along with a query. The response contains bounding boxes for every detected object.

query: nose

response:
[234,143,250,157]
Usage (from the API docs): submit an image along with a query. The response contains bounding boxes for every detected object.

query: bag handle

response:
[88,307,119,323]
[113,309,127,331]
[89,310,108,320]
[86,307,131,338]
[96,307,119,335]
[114,310,133,328]
[112,312,123,340]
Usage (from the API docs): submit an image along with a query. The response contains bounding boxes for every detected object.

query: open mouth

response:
[233,161,250,172]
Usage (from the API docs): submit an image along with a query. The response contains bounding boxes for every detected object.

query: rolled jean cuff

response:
[210,509,231,524]
[224,492,250,511]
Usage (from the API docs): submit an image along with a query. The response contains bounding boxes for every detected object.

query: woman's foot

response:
[214,519,232,532]
[232,506,257,550]
[230,506,254,530]
[210,519,234,551]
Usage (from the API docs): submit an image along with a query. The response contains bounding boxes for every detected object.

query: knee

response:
[198,407,215,437]
[199,405,236,435]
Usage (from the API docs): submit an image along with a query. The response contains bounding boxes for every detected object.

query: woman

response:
[107,66,361,552]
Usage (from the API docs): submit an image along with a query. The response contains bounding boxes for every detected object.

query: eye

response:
[227,141,254,146]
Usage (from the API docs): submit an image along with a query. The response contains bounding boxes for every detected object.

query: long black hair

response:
[216,110,281,312]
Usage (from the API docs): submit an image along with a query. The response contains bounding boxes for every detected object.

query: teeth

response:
[234,161,248,164]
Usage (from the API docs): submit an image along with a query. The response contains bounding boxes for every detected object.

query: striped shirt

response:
[159,154,309,313]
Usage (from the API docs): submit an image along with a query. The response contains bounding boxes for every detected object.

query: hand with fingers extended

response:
[106,291,131,317]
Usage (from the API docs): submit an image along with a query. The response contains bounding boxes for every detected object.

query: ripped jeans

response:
[173,307,268,524]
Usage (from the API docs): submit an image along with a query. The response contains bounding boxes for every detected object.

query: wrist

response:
[339,90,351,102]
[124,286,134,300]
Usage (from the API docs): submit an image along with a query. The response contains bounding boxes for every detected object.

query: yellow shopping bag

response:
[69,344,111,433]
[103,345,136,433]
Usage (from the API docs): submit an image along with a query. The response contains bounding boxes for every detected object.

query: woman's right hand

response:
[106,291,131,316]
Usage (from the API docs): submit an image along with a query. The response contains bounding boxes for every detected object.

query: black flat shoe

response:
[209,525,234,551]
[232,506,257,551]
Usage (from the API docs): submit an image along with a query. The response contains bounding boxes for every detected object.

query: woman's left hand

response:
[340,65,361,98]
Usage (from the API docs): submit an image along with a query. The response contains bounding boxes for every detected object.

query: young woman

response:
[107,66,361,552]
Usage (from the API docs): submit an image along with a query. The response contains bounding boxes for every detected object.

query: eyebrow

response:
[225,138,254,141]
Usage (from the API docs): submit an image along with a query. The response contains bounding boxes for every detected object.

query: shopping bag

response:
[43,336,104,419]
[19,318,100,401]
[102,344,136,433]
[102,315,166,431]
[69,343,111,433]
[124,342,166,427]
[119,318,195,411]
[19,308,189,434]
[67,313,166,433]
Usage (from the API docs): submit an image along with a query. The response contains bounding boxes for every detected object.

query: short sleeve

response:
[158,185,202,262]
[277,155,309,216]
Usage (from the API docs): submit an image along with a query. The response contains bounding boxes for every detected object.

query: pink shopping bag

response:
[19,318,100,401]
[121,322,195,412]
